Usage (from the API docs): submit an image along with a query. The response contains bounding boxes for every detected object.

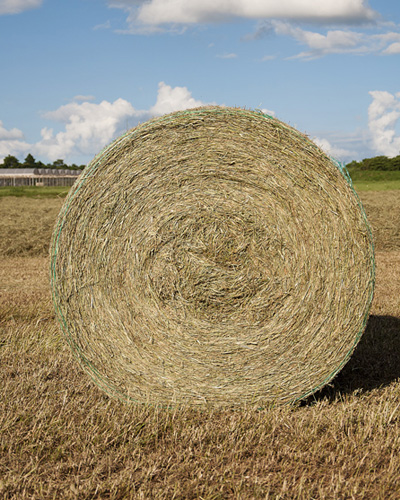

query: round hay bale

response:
[50,106,375,407]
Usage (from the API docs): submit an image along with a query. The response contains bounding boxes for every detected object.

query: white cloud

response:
[0,122,30,161]
[252,21,400,59]
[370,31,400,54]
[0,0,42,15]
[261,55,276,61]
[374,32,400,42]
[293,27,361,51]
[33,98,141,160]
[72,95,96,102]
[382,42,400,55]
[4,84,398,166]
[313,136,358,161]
[0,120,24,141]
[0,82,209,163]
[110,0,377,28]
[93,20,111,30]
[149,81,207,116]
[216,53,237,59]
[368,90,400,157]
[109,1,400,62]
[273,21,364,58]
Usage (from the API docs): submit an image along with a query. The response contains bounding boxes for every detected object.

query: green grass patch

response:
[353,180,400,191]
[344,169,400,191]
[347,169,400,182]
[0,186,70,198]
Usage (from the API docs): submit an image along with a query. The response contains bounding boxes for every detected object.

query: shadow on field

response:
[306,315,400,404]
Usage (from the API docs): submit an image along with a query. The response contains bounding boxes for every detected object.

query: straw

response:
[50,106,375,406]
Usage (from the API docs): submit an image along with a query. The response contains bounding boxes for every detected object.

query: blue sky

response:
[1,0,400,165]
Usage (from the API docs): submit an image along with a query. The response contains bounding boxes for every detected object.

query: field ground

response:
[1,188,400,499]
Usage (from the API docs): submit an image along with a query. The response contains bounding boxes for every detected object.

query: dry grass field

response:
[1,190,400,499]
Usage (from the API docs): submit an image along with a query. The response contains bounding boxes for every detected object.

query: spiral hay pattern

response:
[50,107,375,406]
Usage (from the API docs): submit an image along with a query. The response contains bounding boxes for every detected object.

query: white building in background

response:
[0,168,81,187]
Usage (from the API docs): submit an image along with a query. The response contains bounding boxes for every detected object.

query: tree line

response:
[1,152,400,172]
[0,154,85,170]
[346,155,400,171]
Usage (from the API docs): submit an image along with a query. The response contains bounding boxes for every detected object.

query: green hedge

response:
[347,155,400,171]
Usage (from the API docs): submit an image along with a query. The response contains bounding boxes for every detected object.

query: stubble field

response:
[1,189,400,499]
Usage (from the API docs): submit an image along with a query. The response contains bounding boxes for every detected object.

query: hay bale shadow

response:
[305,315,400,404]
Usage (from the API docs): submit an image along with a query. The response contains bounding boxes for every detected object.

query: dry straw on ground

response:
[50,106,375,407]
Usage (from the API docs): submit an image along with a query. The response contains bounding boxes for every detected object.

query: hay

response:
[50,106,375,407]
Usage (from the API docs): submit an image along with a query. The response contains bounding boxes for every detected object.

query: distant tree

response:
[369,156,390,170]
[346,160,359,170]
[2,155,20,168]
[0,154,85,170]
[347,154,400,171]
[52,159,66,168]
[70,163,86,170]
[23,153,37,168]
[392,155,400,170]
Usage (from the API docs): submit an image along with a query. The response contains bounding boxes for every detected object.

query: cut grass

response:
[358,191,400,251]
[0,197,64,256]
